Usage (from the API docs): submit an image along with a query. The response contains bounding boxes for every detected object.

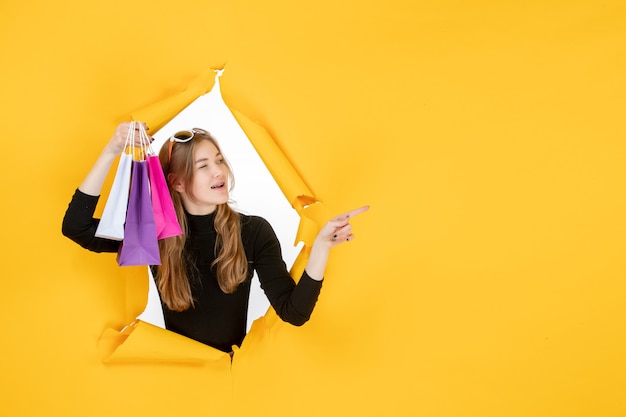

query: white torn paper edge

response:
[138,72,303,332]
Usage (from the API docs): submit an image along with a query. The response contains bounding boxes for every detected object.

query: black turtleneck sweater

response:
[62,189,323,352]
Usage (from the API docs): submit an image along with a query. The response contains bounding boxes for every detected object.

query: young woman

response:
[62,122,368,353]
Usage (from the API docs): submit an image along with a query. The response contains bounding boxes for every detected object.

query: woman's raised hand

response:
[103,121,152,156]
[316,206,370,248]
[78,122,151,196]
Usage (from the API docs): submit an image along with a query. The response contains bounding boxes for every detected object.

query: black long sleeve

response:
[246,215,322,326]
[61,189,120,253]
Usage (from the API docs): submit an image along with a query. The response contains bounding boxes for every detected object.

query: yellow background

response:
[1,1,625,416]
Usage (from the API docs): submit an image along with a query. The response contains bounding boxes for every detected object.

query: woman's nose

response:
[211,164,224,177]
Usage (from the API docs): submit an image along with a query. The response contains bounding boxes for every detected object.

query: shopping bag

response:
[147,154,183,239]
[117,158,161,266]
[95,150,132,241]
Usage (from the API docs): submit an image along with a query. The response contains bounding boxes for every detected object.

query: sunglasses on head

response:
[167,128,210,163]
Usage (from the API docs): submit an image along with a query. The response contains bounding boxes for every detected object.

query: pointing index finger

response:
[344,205,370,219]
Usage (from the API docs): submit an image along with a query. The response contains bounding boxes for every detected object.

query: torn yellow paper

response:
[98,320,228,364]
[229,109,315,210]
[131,69,218,132]
[229,108,334,249]
[297,201,332,246]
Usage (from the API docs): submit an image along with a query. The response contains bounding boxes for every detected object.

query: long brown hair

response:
[156,131,248,311]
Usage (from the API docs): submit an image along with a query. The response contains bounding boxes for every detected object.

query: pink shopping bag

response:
[147,155,183,239]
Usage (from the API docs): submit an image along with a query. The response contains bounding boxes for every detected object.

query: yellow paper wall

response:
[1,1,625,416]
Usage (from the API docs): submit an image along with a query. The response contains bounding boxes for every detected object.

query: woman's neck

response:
[182,203,217,216]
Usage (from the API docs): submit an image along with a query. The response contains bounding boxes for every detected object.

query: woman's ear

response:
[168,174,185,193]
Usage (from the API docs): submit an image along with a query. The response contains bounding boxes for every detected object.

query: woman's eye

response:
[217,159,224,164]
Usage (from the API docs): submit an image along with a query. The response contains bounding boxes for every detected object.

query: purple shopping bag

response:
[147,155,183,239]
[117,160,161,266]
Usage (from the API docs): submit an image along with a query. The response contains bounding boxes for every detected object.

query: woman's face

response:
[178,139,230,215]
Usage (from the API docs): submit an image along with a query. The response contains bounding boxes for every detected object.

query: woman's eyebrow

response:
[194,153,222,164]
